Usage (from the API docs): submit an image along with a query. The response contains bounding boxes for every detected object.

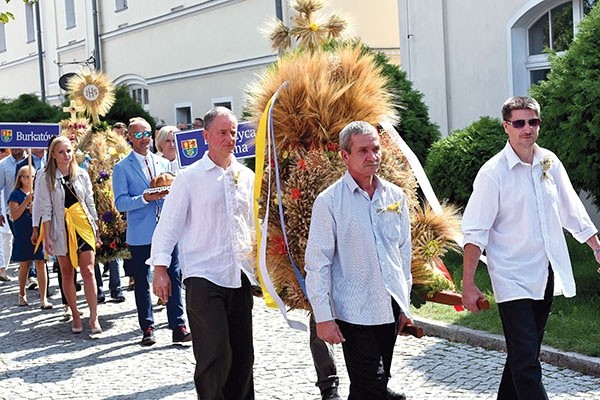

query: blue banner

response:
[174,121,256,168]
[0,123,60,149]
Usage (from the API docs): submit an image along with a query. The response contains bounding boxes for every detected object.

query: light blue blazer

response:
[112,151,171,246]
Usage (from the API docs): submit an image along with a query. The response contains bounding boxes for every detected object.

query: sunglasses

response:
[505,118,541,129]
[132,131,152,139]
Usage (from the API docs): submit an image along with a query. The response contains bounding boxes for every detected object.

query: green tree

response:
[530,2,600,209]
[323,40,441,163]
[104,85,155,129]
[424,116,506,208]
[0,93,62,122]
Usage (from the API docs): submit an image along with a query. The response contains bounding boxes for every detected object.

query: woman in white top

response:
[154,125,180,174]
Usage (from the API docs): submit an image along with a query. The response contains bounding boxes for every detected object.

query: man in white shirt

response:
[305,121,412,400]
[462,96,600,400]
[149,107,257,400]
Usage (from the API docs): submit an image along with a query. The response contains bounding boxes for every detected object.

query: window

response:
[25,3,35,43]
[65,0,76,29]
[0,24,6,53]
[583,0,598,14]
[510,0,594,94]
[528,2,573,56]
[132,88,149,105]
[115,0,128,12]
[212,97,233,110]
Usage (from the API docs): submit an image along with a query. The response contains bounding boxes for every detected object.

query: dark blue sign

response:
[0,123,60,149]
[174,121,256,168]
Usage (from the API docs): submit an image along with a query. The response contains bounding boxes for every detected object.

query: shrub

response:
[530,2,600,210]
[425,116,506,208]
[0,93,63,123]
[104,85,155,129]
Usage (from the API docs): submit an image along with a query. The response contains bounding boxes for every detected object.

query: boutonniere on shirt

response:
[377,201,402,215]
[541,156,553,180]
[232,170,241,187]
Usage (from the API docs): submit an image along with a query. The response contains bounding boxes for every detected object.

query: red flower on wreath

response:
[296,158,307,170]
[109,241,117,249]
[269,235,287,255]
[290,188,301,200]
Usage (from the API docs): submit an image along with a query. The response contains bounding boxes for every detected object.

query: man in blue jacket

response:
[113,117,191,346]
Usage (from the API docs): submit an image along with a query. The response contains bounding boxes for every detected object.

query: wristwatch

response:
[594,248,600,256]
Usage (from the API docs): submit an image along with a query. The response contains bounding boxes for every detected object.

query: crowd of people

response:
[1,97,599,400]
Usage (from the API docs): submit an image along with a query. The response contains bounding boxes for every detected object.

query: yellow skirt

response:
[35,202,95,269]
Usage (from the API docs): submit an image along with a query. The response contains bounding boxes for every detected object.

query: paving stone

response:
[1,267,599,399]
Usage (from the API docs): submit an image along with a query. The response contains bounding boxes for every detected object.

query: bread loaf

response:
[150,172,175,188]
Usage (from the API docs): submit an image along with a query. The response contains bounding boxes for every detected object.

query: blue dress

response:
[8,189,44,261]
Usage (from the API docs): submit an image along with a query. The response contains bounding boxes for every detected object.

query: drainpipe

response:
[91,0,101,70]
[34,1,45,102]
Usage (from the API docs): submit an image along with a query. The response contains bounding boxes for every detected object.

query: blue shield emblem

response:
[1,129,12,143]
[181,139,198,158]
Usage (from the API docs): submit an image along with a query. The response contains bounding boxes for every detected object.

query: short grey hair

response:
[203,107,237,131]
[339,121,378,153]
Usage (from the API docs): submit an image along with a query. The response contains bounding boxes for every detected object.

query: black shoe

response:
[386,388,406,400]
[321,387,342,400]
[111,291,125,303]
[141,327,156,346]
[172,326,192,343]
[97,291,106,303]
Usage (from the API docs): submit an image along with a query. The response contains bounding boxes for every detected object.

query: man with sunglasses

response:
[461,96,600,400]
[113,117,191,346]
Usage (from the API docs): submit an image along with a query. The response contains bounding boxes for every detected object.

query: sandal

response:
[40,303,54,310]
[18,295,28,306]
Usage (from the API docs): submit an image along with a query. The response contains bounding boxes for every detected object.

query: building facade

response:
[0,0,400,127]
[397,0,596,135]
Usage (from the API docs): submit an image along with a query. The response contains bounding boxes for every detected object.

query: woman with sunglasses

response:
[9,165,51,308]
[35,136,102,334]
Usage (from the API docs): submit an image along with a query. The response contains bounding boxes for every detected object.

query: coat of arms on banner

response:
[181,139,198,158]
[1,129,12,143]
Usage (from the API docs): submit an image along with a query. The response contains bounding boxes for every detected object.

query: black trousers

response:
[309,313,339,393]
[185,274,254,400]
[497,268,554,400]
[336,301,400,400]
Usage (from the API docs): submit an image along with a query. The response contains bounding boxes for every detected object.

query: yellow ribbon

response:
[254,94,276,308]
[64,202,95,269]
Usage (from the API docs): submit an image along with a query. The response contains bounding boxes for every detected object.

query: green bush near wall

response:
[424,116,506,209]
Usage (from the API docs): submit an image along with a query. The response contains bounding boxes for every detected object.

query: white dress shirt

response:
[462,142,597,303]
[147,152,258,288]
[305,171,412,326]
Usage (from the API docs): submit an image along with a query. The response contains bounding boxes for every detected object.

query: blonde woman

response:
[36,136,102,334]
[9,165,51,308]
[154,125,180,174]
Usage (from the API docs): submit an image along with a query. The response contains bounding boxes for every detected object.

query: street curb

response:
[413,316,600,378]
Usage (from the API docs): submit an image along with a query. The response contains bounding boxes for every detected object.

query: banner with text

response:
[175,121,256,168]
[0,123,61,149]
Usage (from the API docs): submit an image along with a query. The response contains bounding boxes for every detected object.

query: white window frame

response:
[211,96,233,111]
[25,3,35,43]
[115,0,128,12]
[130,85,150,111]
[508,0,590,95]
[65,0,76,30]
[174,102,193,129]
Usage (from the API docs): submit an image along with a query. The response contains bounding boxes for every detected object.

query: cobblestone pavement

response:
[1,266,599,400]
